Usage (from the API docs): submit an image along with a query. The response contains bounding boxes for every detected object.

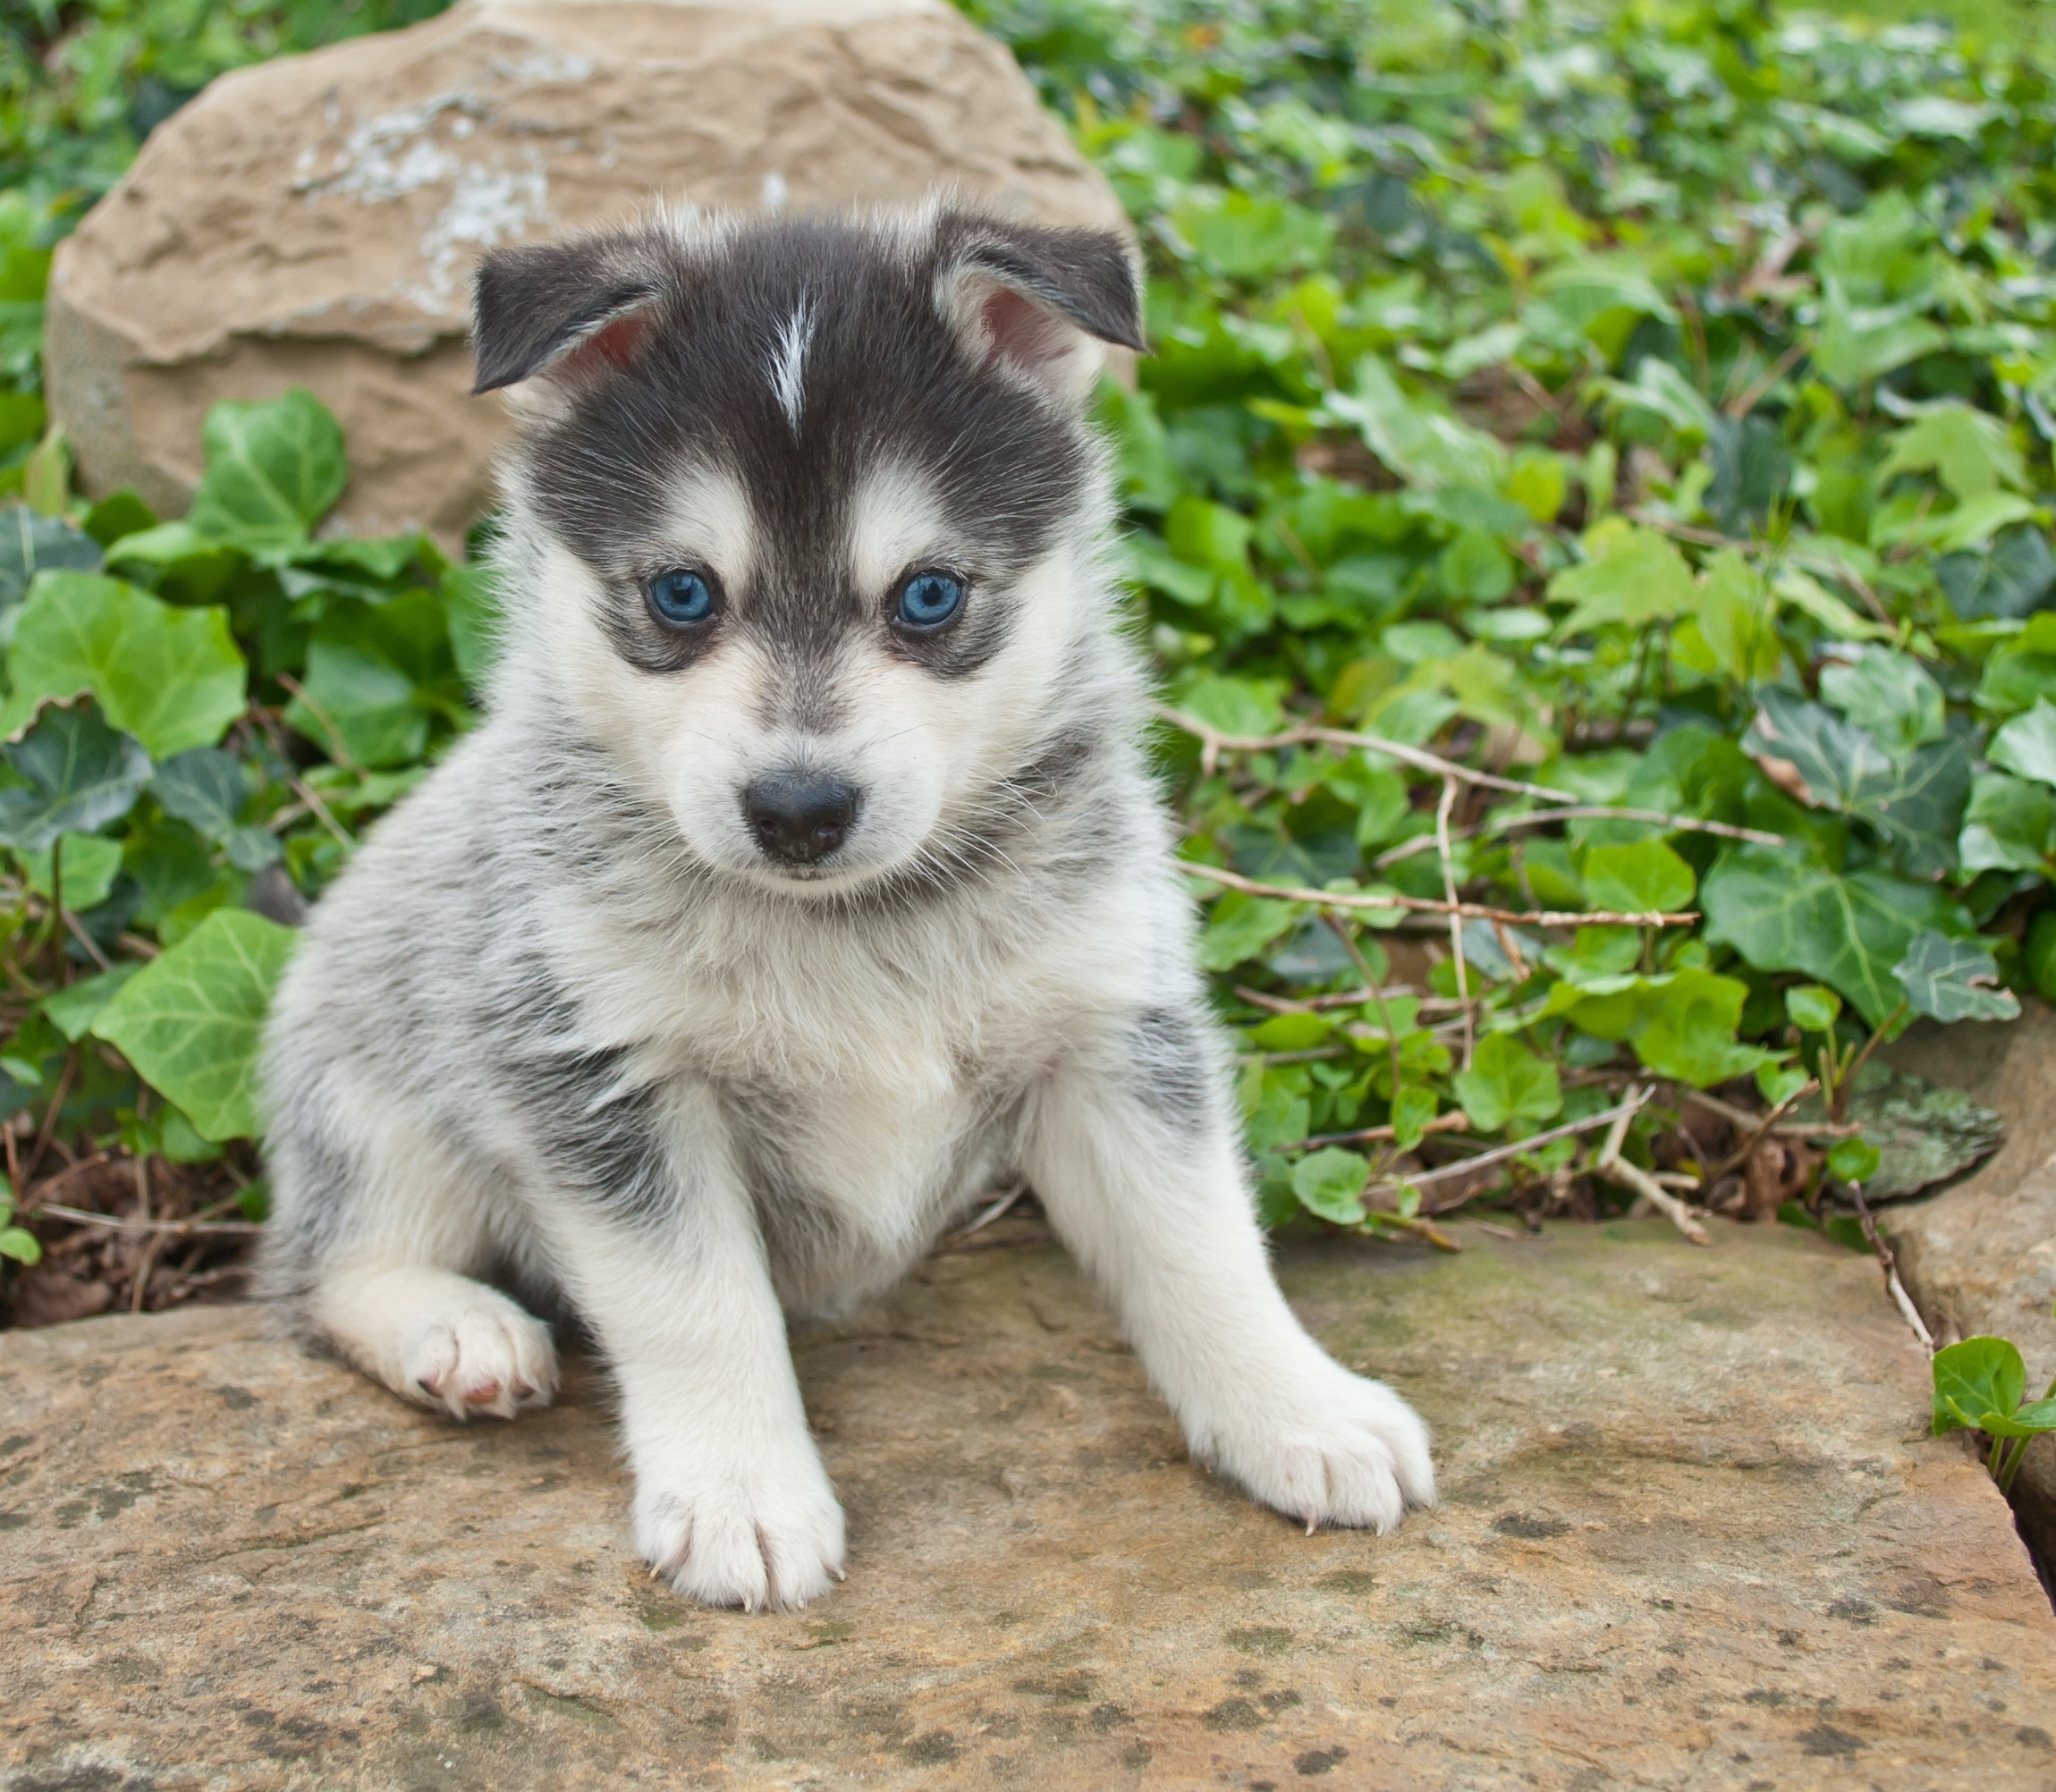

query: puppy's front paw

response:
[395,1289,558,1421]
[634,1451,846,1611]
[1200,1353,1434,1534]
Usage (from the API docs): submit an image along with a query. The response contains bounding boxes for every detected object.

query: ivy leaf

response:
[1451,1032,1561,1133]
[1958,772,2054,873]
[1195,888,1299,971]
[1791,1062,2003,1199]
[1826,1135,1883,1185]
[0,705,150,851]
[1814,293,1945,388]
[186,389,349,558]
[1934,527,2055,621]
[1168,189,1335,281]
[1546,524,1696,636]
[1742,688,1968,876]
[149,747,245,836]
[1893,929,2020,1024]
[0,503,99,611]
[1876,402,2029,501]
[283,592,458,769]
[1178,671,1283,739]
[1932,1337,2027,1437]
[1390,1086,1437,1152]
[1291,1146,1369,1224]
[1327,354,1507,492]
[0,571,247,758]
[91,908,297,1141]
[151,746,283,872]
[39,961,139,1042]
[1988,698,2056,787]
[1700,844,1962,1026]
[1580,839,1695,915]
[1785,984,1842,1033]
[23,833,122,911]
[1628,968,1775,1086]
[1818,647,1946,754]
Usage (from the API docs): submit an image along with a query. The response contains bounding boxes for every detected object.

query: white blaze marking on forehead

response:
[767,298,816,433]
[663,463,757,588]
[847,461,951,596]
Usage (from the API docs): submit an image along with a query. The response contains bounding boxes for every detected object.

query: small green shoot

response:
[1932,1315,2056,1494]
[0,1172,40,1266]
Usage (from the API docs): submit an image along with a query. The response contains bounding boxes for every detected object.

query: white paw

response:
[634,1450,846,1611]
[1197,1352,1434,1534]
[393,1289,559,1421]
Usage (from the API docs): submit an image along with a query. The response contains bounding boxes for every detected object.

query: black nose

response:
[743,773,859,866]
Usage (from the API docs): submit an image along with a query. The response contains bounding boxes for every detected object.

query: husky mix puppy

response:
[257,205,1434,1610]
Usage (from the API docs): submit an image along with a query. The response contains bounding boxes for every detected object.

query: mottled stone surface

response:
[3,1218,2053,1790]
[1885,999,2056,1562]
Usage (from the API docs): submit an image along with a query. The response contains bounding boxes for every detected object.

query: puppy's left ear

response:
[935,217,1146,407]
[470,232,667,398]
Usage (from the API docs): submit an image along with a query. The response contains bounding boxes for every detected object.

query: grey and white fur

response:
[257,202,1434,1610]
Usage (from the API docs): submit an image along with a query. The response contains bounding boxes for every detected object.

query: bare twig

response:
[288,775,356,850]
[24,1202,261,1236]
[1377,1213,1462,1252]
[1368,1096,1647,1204]
[1299,1111,1472,1150]
[1725,341,1807,419]
[1179,859,1697,929]
[1590,1085,1712,1246]
[1374,801,1781,870]
[1679,1086,1861,1139]
[1157,705,1785,847]
[274,675,362,775]
[21,1049,77,1188]
[1233,983,1468,1017]
[1845,1180,1933,1349]
[1704,1077,1817,1181]
[59,908,112,974]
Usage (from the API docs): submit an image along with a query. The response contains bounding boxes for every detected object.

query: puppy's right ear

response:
[470,236,666,396]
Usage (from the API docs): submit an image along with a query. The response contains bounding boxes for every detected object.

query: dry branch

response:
[1178,858,1698,928]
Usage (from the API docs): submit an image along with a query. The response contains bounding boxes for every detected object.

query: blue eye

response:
[647,567,716,626]
[894,571,965,630]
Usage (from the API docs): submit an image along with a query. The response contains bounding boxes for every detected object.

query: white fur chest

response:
[540,882,1083,1294]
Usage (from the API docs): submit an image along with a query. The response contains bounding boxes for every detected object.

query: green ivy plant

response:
[1933,1314,2056,1492]
[5,0,2056,1268]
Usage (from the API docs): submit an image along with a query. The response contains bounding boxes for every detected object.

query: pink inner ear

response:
[553,312,650,385]
[978,284,1070,374]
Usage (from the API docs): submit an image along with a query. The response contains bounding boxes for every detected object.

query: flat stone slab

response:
[4,1219,2052,1790]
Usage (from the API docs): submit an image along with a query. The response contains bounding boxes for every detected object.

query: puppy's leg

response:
[263,1110,558,1423]
[533,1081,843,1612]
[1019,1008,1434,1532]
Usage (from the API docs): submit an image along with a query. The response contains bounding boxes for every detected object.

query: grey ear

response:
[470,235,667,395]
[935,216,1146,403]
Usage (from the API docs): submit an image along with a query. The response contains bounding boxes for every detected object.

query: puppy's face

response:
[474,209,1143,896]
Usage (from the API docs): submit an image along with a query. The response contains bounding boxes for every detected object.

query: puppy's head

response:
[473,206,1144,897]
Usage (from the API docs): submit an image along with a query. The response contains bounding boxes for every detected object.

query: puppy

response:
[257,204,1434,1610]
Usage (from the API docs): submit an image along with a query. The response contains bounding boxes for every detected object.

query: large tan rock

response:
[1885,998,2056,1564]
[5,1216,2053,1789]
[45,0,1127,542]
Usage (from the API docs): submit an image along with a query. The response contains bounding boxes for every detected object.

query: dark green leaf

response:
[0,503,99,610]
[1700,845,1962,1026]
[0,706,150,851]
[1893,929,2020,1024]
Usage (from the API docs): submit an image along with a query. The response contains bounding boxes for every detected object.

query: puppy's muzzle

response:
[744,773,859,866]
